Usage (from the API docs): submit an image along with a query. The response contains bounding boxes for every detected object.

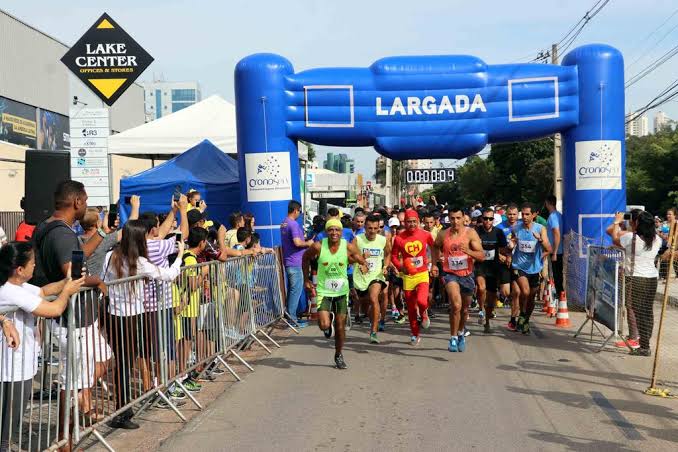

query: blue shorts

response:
[443,272,476,295]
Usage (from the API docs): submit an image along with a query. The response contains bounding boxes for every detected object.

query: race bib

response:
[484,249,496,260]
[518,240,537,254]
[409,256,424,268]
[447,256,468,271]
[324,278,345,292]
[366,259,378,272]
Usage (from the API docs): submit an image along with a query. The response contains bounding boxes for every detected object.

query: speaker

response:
[24,150,71,224]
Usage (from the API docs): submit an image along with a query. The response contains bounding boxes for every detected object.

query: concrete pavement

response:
[160,309,678,451]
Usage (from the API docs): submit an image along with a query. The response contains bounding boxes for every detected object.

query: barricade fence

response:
[0,212,23,241]
[0,251,293,451]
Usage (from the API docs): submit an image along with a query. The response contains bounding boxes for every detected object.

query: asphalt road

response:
[161,309,678,451]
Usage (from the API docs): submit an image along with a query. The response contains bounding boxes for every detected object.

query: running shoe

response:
[429,311,437,319]
[410,335,421,346]
[182,379,202,392]
[395,315,407,325]
[629,348,651,357]
[370,332,380,344]
[323,325,333,339]
[516,316,526,334]
[521,320,531,336]
[484,323,491,334]
[457,334,466,352]
[448,336,458,352]
[614,338,640,349]
[507,320,517,332]
[478,310,485,325]
[197,371,216,382]
[491,312,497,319]
[421,313,431,330]
[335,354,348,369]
[495,300,504,309]
[378,320,385,332]
[463,328,471,337]
[168,388,186,400]
[157,397,187,409]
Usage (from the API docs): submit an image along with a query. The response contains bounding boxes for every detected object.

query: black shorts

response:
[388,269,403,287]
[356,280,387,298]
[511,269,540,288]
[498,265,511,285]
[475,263,498,292]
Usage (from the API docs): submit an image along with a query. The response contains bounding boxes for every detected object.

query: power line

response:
[625,7,678,70]
[625,44,678,89]
[558,0,612,56]
[626,78,678,124]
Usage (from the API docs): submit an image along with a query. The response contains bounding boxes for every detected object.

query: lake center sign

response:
[61,13,153,106]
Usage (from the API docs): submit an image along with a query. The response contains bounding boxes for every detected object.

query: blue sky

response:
[6,0,677,177]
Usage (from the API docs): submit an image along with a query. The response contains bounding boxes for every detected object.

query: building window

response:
[171,89,196,102]
[172,102,191,113]
[155,89,162,119]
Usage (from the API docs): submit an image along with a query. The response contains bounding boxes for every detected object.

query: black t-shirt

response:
[476,226,507,265]
[32,219,98,327]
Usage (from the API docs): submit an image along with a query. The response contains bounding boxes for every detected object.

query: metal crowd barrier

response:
[0,251,294,452]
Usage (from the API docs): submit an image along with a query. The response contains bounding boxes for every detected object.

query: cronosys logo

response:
[248,154,290,189]
[579,142,619,177]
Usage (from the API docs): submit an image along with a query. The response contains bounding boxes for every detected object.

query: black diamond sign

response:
[61,13,153,106]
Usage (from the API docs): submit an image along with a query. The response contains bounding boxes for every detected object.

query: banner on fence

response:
[585,246,620,332]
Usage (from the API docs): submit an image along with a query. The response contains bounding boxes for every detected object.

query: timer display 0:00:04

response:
[405,168,455,184]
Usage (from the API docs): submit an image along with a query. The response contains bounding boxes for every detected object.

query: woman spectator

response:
[607,210,662,356]
[0,242,84,449]
[102,220,184,429]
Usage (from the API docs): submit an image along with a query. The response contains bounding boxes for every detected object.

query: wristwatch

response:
[97,228,106,238]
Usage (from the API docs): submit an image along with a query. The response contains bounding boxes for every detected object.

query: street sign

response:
[404,168,455,184]
[69,108,110,206]
[61,13,153,106]
[312,191,346,199]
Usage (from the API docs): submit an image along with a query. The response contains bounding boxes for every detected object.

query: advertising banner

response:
[585,246,619,332]
[61,13,153,106]
[37,109,71,150]
[245,152,292,202]
[0,97,37,147]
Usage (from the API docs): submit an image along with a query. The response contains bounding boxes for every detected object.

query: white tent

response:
[108,95,237,155]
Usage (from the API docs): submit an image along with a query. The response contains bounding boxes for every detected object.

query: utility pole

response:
[385,157,393,207]
[552,43,563,211]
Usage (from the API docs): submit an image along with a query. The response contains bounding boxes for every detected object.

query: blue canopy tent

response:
[118,139,240,227]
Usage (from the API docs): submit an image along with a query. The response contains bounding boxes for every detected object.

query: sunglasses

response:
[482,217,494,221]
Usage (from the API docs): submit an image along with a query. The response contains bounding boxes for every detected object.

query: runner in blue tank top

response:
[509,202,551,335]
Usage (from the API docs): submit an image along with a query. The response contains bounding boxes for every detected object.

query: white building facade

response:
[625,112,649,137]
[141,81,201,121]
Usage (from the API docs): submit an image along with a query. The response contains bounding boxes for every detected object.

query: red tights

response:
[405,283,429,337]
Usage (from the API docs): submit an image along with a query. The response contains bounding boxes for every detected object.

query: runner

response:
[510,203,552,335]
[475,208,508,333]
[303,219,367,369]
[499,203,521,325]
[391,209,435,346]
[353,215,391,344]
[433,207,485,352]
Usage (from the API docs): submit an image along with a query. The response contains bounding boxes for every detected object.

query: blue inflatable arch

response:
[235,44,625,247]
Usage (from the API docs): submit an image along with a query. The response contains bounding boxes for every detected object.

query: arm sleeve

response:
[391,238,403,270]
[290,221,304,241]
[21,283,43,313]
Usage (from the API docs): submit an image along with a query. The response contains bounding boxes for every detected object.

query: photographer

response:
[607,210,662,356]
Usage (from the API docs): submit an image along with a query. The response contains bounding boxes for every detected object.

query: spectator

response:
[30,180,109,430]
[607,210,662,356]
[102,219,184,429]
[233,227,252,250]
[0,242,84,450]
[225,212,245,248]
[244,212,255,230]
[280,200,313,327]
[545,195,564,295]
[14,197,35,243]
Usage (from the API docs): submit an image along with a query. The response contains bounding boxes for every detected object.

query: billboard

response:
[37,109,71,150]
[0,96,37,147]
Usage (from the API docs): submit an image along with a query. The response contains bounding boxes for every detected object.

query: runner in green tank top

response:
[352,214,391,344]
[303,219,367,369]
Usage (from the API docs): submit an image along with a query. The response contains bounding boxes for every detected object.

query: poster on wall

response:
[37,110,71,150]
[0,97,37,147]
[585,246,619,332]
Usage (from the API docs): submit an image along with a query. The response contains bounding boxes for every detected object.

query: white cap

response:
[471,209,482,218]
[388,217,400,227]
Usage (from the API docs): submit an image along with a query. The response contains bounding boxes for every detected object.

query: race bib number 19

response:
[409,256,424,268]
[325,279,345,292]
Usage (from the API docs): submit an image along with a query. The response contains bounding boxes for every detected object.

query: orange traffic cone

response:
[555,292,571,327]
[547,292,557,317]
[309,269,319,320]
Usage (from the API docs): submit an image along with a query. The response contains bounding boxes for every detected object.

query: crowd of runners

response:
[291,199,559,369]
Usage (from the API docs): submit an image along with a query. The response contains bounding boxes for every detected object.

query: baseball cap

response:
[187,209,206,225]
[388,217,400,227]
[471,209,482,219]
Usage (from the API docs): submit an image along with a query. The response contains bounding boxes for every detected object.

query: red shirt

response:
[392,228,434,275]
[15,222,35,242]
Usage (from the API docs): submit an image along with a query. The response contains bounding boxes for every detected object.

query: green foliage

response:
[626,129,678,214]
